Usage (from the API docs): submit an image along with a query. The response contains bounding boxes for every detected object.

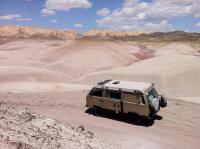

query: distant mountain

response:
[83,29,200,41]
[0,25,200,42]
[136,31,200,41]
[0,25,77,42]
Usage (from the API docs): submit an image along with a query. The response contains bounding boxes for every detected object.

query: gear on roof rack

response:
[112,81,120,84]
[97,79,112,85]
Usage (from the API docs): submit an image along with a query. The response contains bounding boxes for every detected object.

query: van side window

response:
[139,96,145,104]
[90,88,102,97]
[105,90,121,100]
[123,93,140,104]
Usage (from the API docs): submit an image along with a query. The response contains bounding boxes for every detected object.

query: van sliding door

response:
[122,93,147,116]
[103,90,122,113]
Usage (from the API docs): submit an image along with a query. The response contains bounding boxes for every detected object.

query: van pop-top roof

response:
[95,80,153,93]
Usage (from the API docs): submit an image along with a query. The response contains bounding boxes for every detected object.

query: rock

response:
[76,125,85,132]
[0,103,120,149]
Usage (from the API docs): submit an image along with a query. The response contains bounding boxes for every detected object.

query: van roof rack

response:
[100,80,152,92]
[97,79,112,85]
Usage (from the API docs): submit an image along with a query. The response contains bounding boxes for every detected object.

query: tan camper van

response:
[86,80,167,119]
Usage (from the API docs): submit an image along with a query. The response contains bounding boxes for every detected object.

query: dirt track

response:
[2,91,200,149]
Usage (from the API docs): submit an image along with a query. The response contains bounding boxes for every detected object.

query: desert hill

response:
[76,43,200,98]
[0,25,77,43]
[77,54,200,97]
[84,29,144,38]
[0,40,139,83]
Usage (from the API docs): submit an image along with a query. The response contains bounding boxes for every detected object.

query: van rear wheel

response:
[93,106,102,116]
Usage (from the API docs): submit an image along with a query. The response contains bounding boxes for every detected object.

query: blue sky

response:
[0,0,200,33]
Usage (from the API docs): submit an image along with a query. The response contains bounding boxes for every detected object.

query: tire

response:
[160,96,167,108]
[93,106,101,116]
[150,98,160,113]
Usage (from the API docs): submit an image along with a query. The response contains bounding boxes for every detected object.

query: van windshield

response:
[146,88,158,102]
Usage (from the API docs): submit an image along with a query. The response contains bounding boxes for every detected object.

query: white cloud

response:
[41,8,55,17]
[16,18,32,21]
[0,14,32,22]
[25,0,32,2]
[74,23,83,28]
[45,0,92,11]
[41,0,92,17]
[97,8,110,16]
[196,22,200,27]
[120,20,171,32]
[96,0,200,31]
[192,1,200,18]
[0,14,21,20]
[50,19,58,23]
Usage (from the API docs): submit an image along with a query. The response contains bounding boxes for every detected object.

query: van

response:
[86,80,167,119]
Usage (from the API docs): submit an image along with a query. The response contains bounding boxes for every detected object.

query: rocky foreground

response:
[0,102,119,149]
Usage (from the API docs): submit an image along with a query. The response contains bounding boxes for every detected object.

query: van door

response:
[103,90,122,113]
[122,93,148,116]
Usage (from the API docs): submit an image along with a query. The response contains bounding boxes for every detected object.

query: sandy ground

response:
[0,39,200,148]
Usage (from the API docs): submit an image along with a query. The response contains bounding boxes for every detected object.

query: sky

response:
[0,0,200,33]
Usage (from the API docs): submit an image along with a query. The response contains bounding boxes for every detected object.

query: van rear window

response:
[105,90,121,100]
[90,88,103,97]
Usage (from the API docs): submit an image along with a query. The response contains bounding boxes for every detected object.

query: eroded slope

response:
[0,102,119,149]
